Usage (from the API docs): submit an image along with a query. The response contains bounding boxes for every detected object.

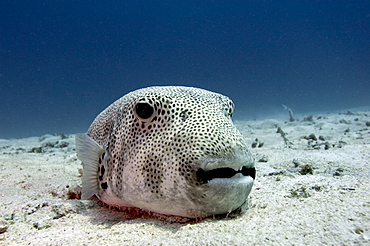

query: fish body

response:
[76,86,255,218]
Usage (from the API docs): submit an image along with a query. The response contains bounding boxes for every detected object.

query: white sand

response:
[0,109,369,245]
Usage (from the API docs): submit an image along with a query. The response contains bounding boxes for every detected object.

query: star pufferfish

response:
[75,86,255,218]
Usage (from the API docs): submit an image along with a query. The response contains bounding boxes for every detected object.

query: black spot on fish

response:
[101,165,105,176]
[101,182,108,190]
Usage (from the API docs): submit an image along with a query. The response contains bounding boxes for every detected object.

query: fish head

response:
[86,86,255,218]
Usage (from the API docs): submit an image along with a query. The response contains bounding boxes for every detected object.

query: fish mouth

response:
[196,166,256,184]
[196,150,255,184]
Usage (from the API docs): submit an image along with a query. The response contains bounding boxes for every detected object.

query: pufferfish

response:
[75,86,255,218]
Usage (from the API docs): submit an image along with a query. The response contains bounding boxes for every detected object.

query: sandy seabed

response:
[0,109,369,245]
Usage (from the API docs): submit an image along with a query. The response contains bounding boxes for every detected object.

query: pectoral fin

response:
[75,133,105,200]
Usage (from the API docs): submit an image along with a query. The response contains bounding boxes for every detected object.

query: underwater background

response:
[1,0,369,139]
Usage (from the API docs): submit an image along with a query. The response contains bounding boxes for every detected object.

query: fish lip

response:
[196,166,256,184]
[199,153,254,171]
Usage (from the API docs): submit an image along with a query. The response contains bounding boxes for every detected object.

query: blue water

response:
[1,1,369,139]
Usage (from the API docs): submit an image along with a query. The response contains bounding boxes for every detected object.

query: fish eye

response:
[135,101,154,120]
